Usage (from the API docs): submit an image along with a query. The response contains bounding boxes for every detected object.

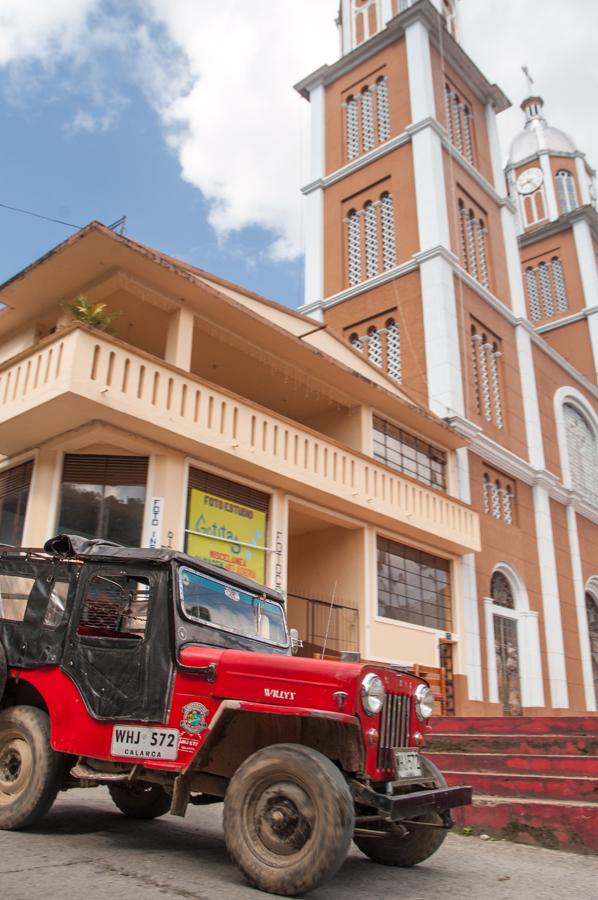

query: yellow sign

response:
[186,489,266,583]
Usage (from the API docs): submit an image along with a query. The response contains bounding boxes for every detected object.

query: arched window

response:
[346,210,362,287]
[376,77,390,142]
[556,170,578,214]
[350,332,363,353]
[367,326,383,367]
[352,0,380,46]
[380,192,396,270]
[491,571,515,608]
[345,95,359,161]
[563,402,598,504]
[364,201,379,277]
[525,267,541,321]
[585,590,598,700]
[361,85,375,151]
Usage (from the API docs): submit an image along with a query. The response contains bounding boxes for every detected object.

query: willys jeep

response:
[0,534,471,896]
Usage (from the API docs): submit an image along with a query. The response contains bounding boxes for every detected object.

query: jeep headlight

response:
[361,673,385,716]
[414,684,435,721]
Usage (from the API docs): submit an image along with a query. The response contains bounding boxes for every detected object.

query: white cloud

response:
[0,0,100,67]
[142,0,339,260]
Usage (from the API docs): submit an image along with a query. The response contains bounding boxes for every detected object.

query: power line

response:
[0,201,82,230]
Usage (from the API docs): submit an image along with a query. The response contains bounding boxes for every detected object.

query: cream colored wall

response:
[287,525,365,610]
[0,326,36,365]
[303,406,368,452]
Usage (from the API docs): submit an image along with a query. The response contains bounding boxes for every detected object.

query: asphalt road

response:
[0,788,596,900]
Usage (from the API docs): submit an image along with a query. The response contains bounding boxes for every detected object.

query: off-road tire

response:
[354,757,448,867]
[0,705,64,830]
[223,743,355,896]
[108,783,171,819]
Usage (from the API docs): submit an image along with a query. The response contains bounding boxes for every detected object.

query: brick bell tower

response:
[506,91,598,383]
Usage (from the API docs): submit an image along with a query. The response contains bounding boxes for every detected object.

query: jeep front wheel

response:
[354,758,448,867]
[0,705,64,830]
[223,743,354,896]
[108,782,171,819]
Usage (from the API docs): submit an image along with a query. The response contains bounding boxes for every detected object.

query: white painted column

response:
[405,19,437,123]
[539,153,559,220]
[532,483,569,708]
[573,217,598,381]
[419,256,464,417]
[22,447,63,546]
[340,0,352,55]
[566,505,597,711]
[485,102,506,194]
[380,0,394,26]
[515,327,545,469]
[165,307,194,371]
[483,597,499,703]
[463,553,483,700]
[303,83,326,306]
[518,611,545,707]
[501,208,527,318]
[575,156,592,206]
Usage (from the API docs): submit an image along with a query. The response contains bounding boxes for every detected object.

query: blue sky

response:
[1,1,596,310]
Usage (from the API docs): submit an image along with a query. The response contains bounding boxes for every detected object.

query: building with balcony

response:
[0,221,479,708]
[296,0,598,715]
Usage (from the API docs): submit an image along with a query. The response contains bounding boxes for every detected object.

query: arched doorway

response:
[490,570,522,716]
[585,588,598,705]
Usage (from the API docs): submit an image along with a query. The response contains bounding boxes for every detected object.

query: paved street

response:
[0,788,596,900]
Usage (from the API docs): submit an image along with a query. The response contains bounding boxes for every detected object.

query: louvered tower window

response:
[386,319,401,382]
[471,326,504,430]
[361,86,375,151]
[345,192,396,286]
[556,170,578,214]
[376,77,390,142]
[347,210,362,287]
[367,326,383,367]
[524,257,569,321]
[380,192,396,270]
[563,403,598,505]
[364,201,379,278]
[345,96,360,161]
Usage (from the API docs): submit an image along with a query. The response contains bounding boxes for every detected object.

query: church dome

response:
[507,96,577,166]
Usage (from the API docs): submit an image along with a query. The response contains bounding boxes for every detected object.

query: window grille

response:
[502,487,513,525]
[364,202,380,278]
[345,96,360,161]
[556,170,578,214]
[444,84,454,144]
[552,258,569,312]
[524,257,569,321]
[462,106,473,164]
[538,262,554,317]
[367,327,383,367]
[347,210,362,286]
[490,348,504,429]
[451,93,463,155]
[445,83,475,165]
[386,320,401,381]
[361,86,375,151]
[563,402,598,505]
[491,481,501,518]
[471,327,504,429]
[376,77,390,142]
[380,192,396,270]
[465,211,479,280]
[476,220,489,288]
[525,268,541,321]
[482,474,490,513]
[459,203,469,271]
[350,333,364,352]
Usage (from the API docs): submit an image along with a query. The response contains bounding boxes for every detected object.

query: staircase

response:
[425,716,598,855]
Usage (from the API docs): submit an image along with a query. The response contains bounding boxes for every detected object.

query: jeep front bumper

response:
[351,779,472,824]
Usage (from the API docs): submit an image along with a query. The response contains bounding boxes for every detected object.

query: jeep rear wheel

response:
[354,758,448,867]
[108,782,171,819]
[223,743,354,896]
[0,705,64,830]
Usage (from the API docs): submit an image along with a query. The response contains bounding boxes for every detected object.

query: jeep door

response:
[61,562,172,722]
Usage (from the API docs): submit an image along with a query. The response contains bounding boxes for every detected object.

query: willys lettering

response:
[264,687,296,701]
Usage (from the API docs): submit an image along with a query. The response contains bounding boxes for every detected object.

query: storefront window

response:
[377,536,451,630]
[57,455,148,547]
[0,460,33,546]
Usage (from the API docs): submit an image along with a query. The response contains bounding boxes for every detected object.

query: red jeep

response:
[0,534,471,896]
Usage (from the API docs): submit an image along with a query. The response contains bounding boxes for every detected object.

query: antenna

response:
[108,215,127,235]
[320,580,338,660]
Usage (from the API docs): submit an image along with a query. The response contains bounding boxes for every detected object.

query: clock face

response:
[516,167,544,195]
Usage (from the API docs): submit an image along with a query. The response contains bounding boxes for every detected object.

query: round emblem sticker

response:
[180,702,209,734]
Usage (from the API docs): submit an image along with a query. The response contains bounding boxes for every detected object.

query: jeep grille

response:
[377,692,411,770]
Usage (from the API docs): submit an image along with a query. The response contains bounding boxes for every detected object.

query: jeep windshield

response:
[178,566,289,649]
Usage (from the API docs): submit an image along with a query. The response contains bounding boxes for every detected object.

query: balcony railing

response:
[0,326,479,553]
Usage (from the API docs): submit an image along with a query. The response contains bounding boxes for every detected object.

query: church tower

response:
[297,0,598,716]
[506,93,598,383]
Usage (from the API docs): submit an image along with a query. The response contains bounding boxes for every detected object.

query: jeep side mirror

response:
[289,628,302,655]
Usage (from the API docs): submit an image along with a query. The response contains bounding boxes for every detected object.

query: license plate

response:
[395,750,422,779]
[111,725,179,761]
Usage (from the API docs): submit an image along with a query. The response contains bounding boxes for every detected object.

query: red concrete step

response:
[431,715,598,736]
[444,769,598,803]
[426,732,598,756]
[428,751,598,778]
[453,795,598,855]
